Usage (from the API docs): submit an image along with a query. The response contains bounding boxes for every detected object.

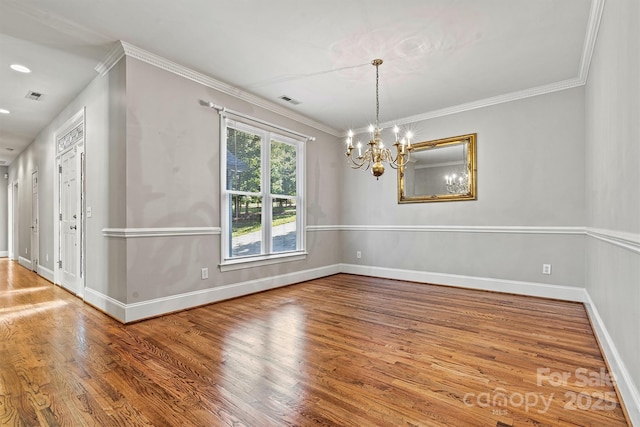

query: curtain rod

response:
[199,100,316,141]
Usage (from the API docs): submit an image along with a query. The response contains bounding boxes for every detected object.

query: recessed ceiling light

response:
[10,64,31,73]
[0,109,10,114]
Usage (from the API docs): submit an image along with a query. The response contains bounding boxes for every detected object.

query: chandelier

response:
[444,172,469,194]
[345,59,413,179]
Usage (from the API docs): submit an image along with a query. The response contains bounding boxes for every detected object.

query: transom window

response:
[221,118,305,269]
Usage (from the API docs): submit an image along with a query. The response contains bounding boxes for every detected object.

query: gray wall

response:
[342,88,586,287]
[122,57,342,303]
[585,0,640,394]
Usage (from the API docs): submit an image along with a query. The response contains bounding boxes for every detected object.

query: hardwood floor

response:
[0,259,629,426]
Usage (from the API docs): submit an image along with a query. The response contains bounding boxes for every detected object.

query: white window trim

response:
[219,115,306,270]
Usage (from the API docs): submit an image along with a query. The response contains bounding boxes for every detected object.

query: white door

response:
[60,149,80,295]
[31,170,39,271]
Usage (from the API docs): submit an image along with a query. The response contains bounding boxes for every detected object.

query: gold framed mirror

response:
[398,133,477,203]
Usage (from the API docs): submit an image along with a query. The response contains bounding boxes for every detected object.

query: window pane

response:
[227,127,261,192]
[270,140,296,196]
[272,198,296,253]
[230,194,262,257]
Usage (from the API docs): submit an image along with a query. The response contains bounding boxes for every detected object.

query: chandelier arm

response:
[346,152,372,169]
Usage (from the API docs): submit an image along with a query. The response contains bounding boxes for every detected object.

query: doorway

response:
[54,109,85,298]
[31,170,39,271]
[12,181,18,261]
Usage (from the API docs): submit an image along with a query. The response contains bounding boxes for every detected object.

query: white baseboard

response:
[37,265,55,282]
[18,256,33,270]
[80,261,637,423]
[584,292,640,426]
[88,263,341,323]
[0,251,8,257]
[84,288,127,322]
[340,263,587,302]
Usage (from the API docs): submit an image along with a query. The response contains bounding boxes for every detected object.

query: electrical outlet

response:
[356,251,362,259]
[201,268,209,280]
[542,264,552,275]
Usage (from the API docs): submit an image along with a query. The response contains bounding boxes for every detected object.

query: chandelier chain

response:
[375,62,380,129]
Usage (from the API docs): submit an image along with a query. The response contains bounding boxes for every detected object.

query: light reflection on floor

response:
[0,299,68,321]
[221,302,306,407]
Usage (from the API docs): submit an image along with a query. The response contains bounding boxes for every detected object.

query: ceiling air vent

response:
[25,91,44,101]
[278,95,301,105]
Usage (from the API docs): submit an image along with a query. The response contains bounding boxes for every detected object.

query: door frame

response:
[31,169,39,271]
[12,181,18,261]
[53,108,86,297]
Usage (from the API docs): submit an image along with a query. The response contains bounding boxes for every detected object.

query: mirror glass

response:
[398,133,476,203]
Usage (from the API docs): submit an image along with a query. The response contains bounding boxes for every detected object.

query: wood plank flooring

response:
[0,259,629,426]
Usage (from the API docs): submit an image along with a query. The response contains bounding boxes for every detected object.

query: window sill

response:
[219,251,308,272]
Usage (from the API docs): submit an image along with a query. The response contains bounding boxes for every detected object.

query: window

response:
[221,118,305,270]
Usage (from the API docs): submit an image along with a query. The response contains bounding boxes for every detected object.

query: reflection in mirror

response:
[398,134,476,203]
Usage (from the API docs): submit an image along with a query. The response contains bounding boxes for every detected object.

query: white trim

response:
[579,0,606,82]
[309,224,640,253]
[102,227,221,238]
[219,252,308,272]
[306,225,341,232]
[0,251,7,257]
[95,42,126,76]
[340,263,587,302]
[584,291,640,426]
[117,41,340,137]
[365,78,586,134]
[18,256,32,270]
[210,103,315,142]
[84,287,127,322]
[92,264,341,323]
[37,265,54,282]
[307,224,585,235]
[586,227,640,254]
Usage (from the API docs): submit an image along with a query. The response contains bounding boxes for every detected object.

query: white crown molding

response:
[102,227,221,238]
[579,0,606,83]
[348,77,585,135]
[94,41,126,76]
[113,41,340,138]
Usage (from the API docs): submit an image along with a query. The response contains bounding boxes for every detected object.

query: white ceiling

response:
[0,0,596,164]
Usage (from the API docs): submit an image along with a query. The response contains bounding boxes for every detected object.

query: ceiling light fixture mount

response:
[345,59,413,180]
